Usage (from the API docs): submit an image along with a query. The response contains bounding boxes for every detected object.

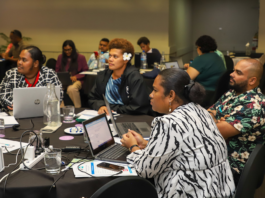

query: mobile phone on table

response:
[97,162,124,172]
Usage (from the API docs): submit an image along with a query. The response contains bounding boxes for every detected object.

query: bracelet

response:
[129,145,140,152]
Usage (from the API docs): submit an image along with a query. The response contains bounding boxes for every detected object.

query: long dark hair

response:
[159,68,205,105]
[23,46,46,69]
[61,40,78,74]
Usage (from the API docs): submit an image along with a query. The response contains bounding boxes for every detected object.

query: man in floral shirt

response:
[208,58,265,186]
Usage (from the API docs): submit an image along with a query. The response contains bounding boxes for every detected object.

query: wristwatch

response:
[129,145,140,152]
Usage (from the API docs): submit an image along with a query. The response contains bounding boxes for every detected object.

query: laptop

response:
[83,114,130,163]
[134,53,159,69]
[57,72,72,86]
[103,95,151,138]
[13,86,61,119]
[165,58,185,69]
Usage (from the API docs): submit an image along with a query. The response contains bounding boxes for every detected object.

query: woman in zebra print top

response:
[121,68,235,198]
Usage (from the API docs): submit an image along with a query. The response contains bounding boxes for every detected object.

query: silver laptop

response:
[13,86,61,119]
[83,114,129,163]
[165,57,184,69]
[103,95,151,138]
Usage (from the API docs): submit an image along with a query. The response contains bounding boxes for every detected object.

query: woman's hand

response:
[184,63,190,69]
[98,106,109,115]
[120,132,138,149]
[70,76,77,82]
[129,130,148,149]
[7,105,13,111]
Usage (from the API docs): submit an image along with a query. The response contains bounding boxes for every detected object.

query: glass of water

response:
[62,106,75,122]
[44,148,61,175]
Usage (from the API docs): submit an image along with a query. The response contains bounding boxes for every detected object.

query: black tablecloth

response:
[0,109,154,198]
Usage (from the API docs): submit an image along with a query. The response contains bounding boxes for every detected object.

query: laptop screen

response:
[83,114,115,156]
[165,62,179,69]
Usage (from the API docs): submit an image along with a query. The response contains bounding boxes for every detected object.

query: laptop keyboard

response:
[121,123,142,135]
[98,145,128,160]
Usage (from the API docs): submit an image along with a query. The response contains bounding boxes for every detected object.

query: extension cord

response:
[20,152,45,170]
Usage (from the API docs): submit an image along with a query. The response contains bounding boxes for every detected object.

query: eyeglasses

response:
[64,48,72,52]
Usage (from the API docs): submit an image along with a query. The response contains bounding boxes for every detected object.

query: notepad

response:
[0,116,18,128]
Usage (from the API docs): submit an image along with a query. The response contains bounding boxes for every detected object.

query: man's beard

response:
[229,77,248,93]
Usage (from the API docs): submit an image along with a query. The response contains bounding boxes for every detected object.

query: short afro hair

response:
[195,35,217,53]
[137,37,150,45]
[109,38,134,62]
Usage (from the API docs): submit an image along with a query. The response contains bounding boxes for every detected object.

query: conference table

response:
[0,109,154,198]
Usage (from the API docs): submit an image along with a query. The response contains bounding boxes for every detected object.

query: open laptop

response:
[13,86,61,119]
[57,72,72,86]
[103,95,151,138]
[165,58,185,69]
[83,114,129,163]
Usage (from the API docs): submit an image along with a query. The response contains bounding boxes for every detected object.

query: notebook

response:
[83,114,129,163]
[13,86,60,119]
[103,95,151,138]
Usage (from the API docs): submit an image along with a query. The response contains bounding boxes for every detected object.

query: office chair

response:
[90,176,158,198]
[234,144,265,198]
[224,55,234,71]
[45,58,57,71]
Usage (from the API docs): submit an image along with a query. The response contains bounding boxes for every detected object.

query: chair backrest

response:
[224,55,234,71]
[90,176,158,198]
[45,58,57,71]
[235,144,265,198]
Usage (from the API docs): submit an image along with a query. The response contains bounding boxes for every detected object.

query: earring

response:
[169,102,171,113]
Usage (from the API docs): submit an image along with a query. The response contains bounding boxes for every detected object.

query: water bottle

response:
[160,51,166,64]
[141,51,147,69]
[100,52,106,69]
[43,83,51,125]
[47,84,61,127]
[96,50,101,69]
[0,119,5,138]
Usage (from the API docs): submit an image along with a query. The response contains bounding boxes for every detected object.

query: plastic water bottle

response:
[141,51,147,69]
[47,84,61,127]
[96,50,101,69]
[43,83,51,125]
[100,52,106,69]
[0,118,5,138]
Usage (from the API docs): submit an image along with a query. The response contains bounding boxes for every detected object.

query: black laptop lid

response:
[83,114,115,156]
[57,72,72,86]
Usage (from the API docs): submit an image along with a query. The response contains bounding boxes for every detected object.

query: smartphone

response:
[94,51,99,58]
[97,162,124,172]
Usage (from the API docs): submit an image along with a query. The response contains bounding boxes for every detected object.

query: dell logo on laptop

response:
[34,99,40,105]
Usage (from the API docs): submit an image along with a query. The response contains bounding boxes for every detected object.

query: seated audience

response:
[137,36,161,63]
[87,38,109,69]
[55,40,88,108]
[1,30,25,68]
[88,38,151,115]
[121,68,235,198]
[208,59,265,186]
[0,46,63,110]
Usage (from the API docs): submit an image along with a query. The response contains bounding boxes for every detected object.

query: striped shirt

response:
[105,76,124,105]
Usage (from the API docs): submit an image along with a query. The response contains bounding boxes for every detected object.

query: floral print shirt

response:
[209,87,265,175]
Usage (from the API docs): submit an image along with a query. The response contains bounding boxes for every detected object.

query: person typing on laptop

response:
[120,68,235,198]
[88,38,151,115]
[0,46,63,110]
[55,40,88,108]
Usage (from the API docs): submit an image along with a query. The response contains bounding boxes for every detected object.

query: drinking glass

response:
[44,148,61,175]
[62,106,75,122]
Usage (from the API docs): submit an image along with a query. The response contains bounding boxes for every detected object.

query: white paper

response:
[72,160,137,177]
[0,112,8,117]
[0,116,18,127]
[110,124,118,136]
[77,110,110,120]
[0,139,28,153]
[114,137,122,144]
[79,71,98,75]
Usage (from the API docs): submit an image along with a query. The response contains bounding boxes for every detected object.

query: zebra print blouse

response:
[127,103,235,198]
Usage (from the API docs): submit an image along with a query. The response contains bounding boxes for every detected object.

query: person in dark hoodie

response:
[88,38,151,115]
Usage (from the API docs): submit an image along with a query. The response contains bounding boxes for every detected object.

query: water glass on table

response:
[62,106,75,122]
[0,119,4,138]
[44,148,61,175]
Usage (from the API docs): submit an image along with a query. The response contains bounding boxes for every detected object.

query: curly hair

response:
[195,35,217,53]
[109,38,135,62]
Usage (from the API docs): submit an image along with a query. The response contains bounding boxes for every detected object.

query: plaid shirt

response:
[0,66,64,108]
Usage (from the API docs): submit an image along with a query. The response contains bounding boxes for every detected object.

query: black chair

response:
[45,58,57,71]
[234,144,265,198]
[224,55,234,71]
[90,176,158,198]
[259,63,265,94]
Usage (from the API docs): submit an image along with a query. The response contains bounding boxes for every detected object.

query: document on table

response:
[72,160,137,177]
[0,139,28,153]
[79,71,98,75]
[77,110,110,120]
[0,116,18,128]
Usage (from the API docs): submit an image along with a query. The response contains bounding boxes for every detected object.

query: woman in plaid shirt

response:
[0,46,63,110]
